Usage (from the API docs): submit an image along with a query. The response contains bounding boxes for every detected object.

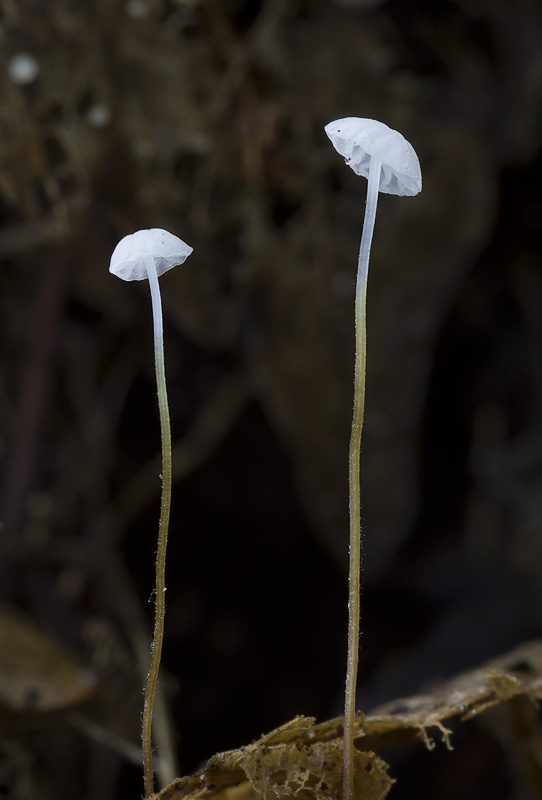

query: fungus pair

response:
[325,117,421,800]
[109,117,421,800]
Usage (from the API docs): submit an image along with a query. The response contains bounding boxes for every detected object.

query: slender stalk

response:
[142,255,173,800]
[343,157,381,800]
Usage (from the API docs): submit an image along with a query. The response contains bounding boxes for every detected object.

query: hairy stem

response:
[343,156,381,800]
[142,256,173,800]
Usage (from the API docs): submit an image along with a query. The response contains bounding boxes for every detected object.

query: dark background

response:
[1,0,542,798]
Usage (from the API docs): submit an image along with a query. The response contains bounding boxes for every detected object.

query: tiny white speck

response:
[8,53,39,85]
[86,104,111,128]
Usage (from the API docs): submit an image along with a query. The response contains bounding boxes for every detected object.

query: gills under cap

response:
[325,117,422,197]
[110,228,193,282]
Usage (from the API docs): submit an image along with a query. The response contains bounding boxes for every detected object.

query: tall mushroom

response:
[110,228,193,799]
[324,117,422,800]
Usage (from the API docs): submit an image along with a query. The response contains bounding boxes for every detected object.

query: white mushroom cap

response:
[110,228,193,282]
[325,117,422,197]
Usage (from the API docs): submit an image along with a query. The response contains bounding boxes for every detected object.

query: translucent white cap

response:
[110,228,193,281]
[325,117,422,197]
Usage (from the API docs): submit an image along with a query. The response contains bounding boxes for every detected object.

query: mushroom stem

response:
[343,155,381,800]
[142,254,173,800]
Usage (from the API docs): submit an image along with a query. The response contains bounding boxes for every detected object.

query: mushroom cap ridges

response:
[325,117,422,197]
[110,228,193,281]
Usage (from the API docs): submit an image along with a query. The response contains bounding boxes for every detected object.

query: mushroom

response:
[324,117,421,800]
[110,228,193,799]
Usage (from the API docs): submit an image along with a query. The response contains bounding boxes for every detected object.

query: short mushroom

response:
[324,117,421,800]
[110,228,193,800]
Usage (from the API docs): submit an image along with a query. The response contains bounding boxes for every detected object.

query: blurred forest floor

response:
[1,1,542,798]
